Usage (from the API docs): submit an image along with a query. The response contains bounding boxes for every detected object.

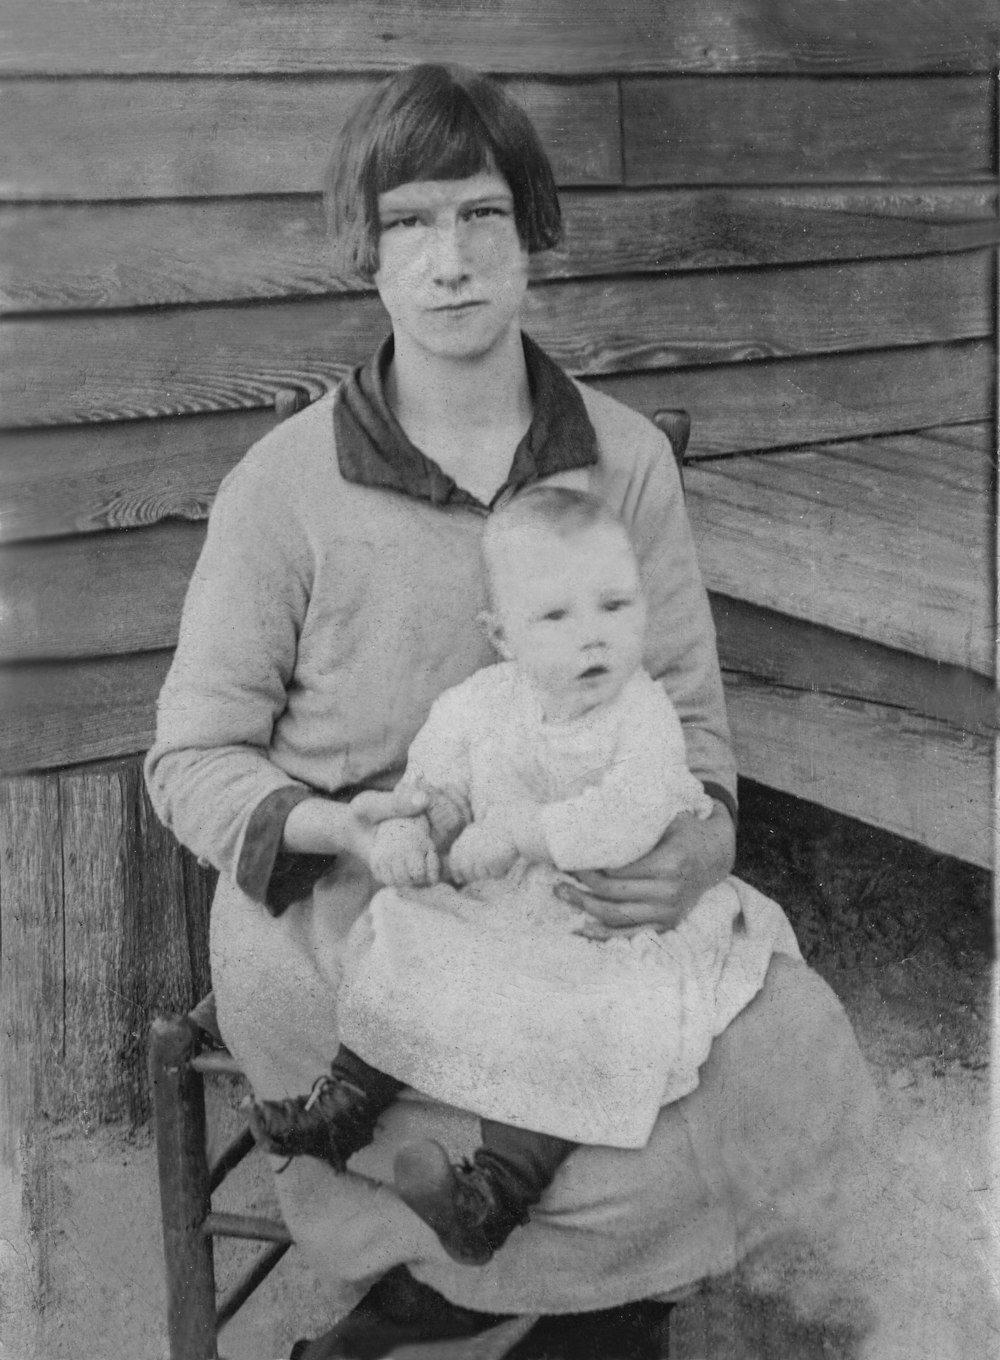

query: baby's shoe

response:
[393,1139,529,1266]
[246,1074,378,1171]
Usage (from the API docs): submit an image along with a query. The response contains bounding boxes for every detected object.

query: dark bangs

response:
[326,64,563,281]
[368,77,496,198]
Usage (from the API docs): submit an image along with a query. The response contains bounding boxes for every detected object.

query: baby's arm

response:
[375,681,479,885]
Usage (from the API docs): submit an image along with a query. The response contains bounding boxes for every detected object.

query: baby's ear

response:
[479,609,511,658]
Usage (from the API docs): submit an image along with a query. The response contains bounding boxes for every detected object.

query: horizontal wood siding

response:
[0,342,990,555]
[623,76,995,184]
[685,427,996,676]
[724,678,993,869]
[7,186,997,314]
[3,254,992,427]
[1,77,621,201]
[5,76,993,203]
[4,1,996,75]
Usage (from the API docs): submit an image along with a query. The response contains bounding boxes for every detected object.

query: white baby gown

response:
[338,664,800,1148]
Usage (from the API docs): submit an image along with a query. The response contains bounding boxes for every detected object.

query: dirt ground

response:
[12,783,996,1360]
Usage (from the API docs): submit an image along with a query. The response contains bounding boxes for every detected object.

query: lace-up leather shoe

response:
[394,1139,528,1266]
[246,1075,376,1170]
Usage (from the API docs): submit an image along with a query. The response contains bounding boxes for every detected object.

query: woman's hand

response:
[282,786,430,864]
[559,801,735,936]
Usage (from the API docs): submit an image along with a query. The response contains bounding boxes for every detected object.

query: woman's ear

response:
[479,610,511,658]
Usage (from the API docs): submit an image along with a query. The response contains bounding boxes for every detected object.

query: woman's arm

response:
[559,800,736,933]
[145,452,426,909]
[580,401,740,926]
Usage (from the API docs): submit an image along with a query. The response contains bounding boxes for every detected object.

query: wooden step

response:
[686,421,995,866]
[685,423,995,677]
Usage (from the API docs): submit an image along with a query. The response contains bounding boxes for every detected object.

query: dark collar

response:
[333,334,598,510]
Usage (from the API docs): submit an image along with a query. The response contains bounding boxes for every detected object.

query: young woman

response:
[145,63,935,1360]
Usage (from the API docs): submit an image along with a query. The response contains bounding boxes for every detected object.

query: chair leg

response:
[150,1014,218,1360]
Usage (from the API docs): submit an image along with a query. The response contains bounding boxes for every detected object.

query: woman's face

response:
[373,170,529,364]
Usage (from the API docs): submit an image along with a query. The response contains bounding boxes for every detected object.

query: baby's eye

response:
[542,609,567,622]
[603,598,632,612]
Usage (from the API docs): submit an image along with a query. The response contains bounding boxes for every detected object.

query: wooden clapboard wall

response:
[0,2,997,1125]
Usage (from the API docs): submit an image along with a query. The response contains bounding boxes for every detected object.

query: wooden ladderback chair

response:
[149,993,293,1360]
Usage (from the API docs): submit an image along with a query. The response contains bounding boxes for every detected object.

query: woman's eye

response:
[382,215,420,231]
[467,205,507,220]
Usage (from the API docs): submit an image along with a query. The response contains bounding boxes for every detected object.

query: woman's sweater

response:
[145,336,735,909]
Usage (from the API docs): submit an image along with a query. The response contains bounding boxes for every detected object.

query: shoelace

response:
[303,1073,334,1112]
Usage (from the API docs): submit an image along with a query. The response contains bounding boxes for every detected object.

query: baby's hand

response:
[369,818,440,887]
[422,783,472,856]
[448,824,519,885]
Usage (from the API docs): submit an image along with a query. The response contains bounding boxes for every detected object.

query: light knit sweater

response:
[146,379,735,892]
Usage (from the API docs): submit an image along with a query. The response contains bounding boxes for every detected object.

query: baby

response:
[249,486,797,1265]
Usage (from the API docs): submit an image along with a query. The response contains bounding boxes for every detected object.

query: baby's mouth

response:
[579,664,609,680]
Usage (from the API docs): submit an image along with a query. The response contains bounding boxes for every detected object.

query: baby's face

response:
[491,521,647,721]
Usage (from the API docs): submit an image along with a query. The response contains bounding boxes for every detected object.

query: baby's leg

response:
[394,1121,575,1266]
[247,1043,405,1171]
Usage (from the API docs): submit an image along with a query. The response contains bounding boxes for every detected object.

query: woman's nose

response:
[430,222,471,284]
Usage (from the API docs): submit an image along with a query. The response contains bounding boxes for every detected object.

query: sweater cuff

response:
[702,781,738,829]
[236,785,338,916]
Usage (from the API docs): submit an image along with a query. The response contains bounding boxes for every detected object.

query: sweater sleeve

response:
[144,460,316,904]
[539,680,713,872]
[609,416,738,821]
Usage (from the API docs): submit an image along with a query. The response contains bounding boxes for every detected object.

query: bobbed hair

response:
[325,64,564,282]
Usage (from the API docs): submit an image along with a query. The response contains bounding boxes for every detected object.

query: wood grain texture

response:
[0,408,276,541]
[3,253,991,428]
[5,186,998,314]
[1,346,990,544]
[712,592,998,737]
[3,1,996,75]
[55,760,211,1120]
[595,341,993,458]
[0,522,206,661]
[623,76,994,185]
[59,767,134,1119]
[0,651,173,773]
[0,77,620,201]
[0,773,63,1150]
[724,674,993,868]
[686,432,995,675]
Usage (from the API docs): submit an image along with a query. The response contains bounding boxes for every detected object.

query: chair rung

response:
[216,1241,292,1332]
[203,1211,293,1244]
[191,1050,244,1077]
[209,1127,257,1194]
